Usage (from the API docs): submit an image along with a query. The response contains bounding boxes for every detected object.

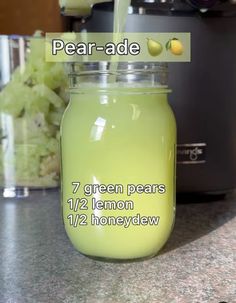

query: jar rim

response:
[68,61,169,88]
[68,61,168,75]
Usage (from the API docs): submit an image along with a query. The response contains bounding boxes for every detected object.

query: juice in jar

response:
[61,62,176,260]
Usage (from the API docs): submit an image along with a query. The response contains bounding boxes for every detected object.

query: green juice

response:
[61,85,176,259]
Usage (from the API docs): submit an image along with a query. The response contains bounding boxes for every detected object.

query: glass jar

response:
[61,62,176,260]
[0,35,68,197]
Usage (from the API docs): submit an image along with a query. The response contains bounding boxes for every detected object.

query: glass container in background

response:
[0,35,68,198]
[61,62,176,260]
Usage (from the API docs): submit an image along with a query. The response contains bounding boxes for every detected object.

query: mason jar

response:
[61,62,176,260]
[0,35,68,198]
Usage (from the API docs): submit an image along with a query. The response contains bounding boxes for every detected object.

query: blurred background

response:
[0,0,64,35]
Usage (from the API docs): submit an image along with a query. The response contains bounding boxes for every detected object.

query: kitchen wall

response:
[0,0,65,35]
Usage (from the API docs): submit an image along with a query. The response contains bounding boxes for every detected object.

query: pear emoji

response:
[147,38,163,56]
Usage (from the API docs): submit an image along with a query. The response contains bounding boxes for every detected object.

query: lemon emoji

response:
[166,38,184,56]
[147,38,163,56]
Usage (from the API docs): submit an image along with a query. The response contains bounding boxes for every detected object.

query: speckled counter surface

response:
[0,190,235,303]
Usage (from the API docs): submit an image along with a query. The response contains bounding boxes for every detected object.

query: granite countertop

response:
[0,190,235,303]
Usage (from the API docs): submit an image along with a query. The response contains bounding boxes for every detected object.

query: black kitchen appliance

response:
[60,0,236,194]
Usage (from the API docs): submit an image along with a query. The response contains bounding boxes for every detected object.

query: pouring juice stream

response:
[108,0,131,80]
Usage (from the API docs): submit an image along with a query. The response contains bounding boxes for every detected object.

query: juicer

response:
[59,0,236,194]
